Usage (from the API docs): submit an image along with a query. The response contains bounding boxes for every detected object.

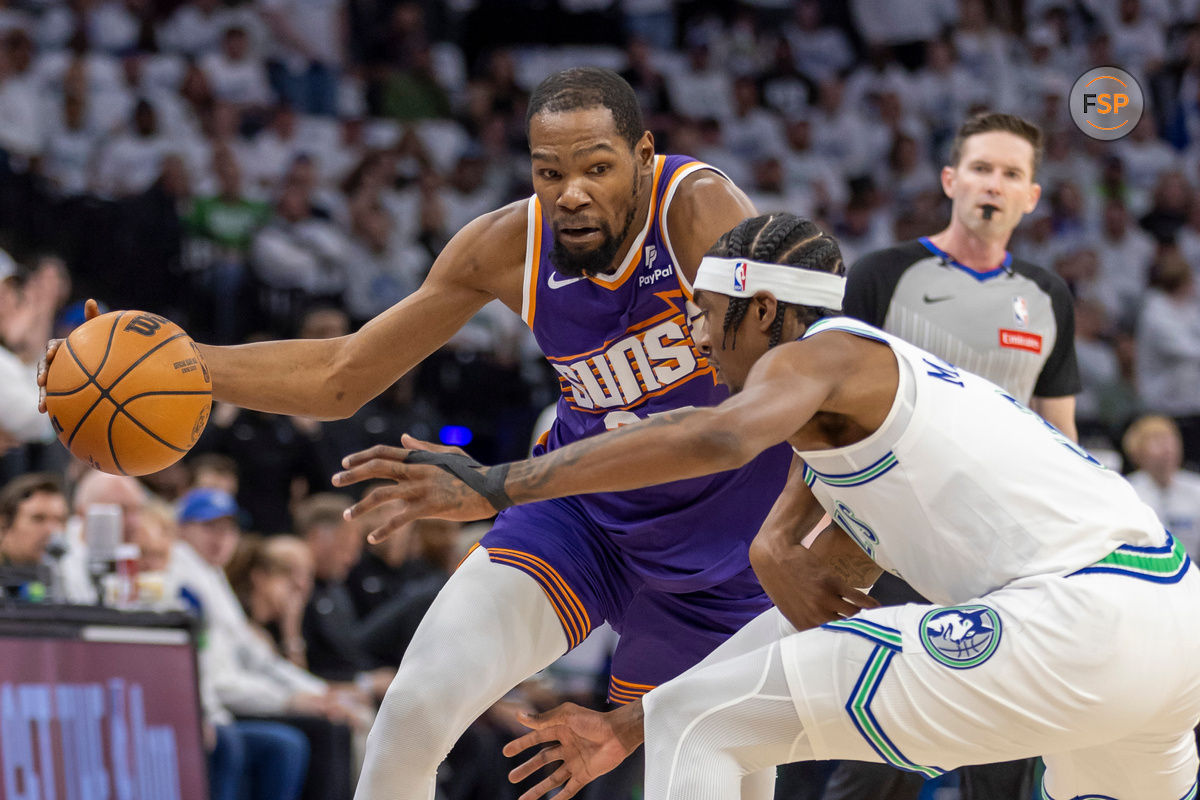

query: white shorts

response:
[782,564,1200,799]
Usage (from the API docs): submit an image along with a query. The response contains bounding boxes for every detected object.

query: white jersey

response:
[795,317,1166,605]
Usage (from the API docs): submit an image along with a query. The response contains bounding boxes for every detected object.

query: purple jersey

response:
[519,154,791,592]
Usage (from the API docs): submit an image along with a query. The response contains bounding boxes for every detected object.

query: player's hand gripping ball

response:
[43,311,212,476]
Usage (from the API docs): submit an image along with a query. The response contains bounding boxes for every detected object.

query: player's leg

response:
[642,561,1200,800]
[1041,728,1199,799]
[609,569,784,800]
[354,546,567,800]
[642,638,815,800]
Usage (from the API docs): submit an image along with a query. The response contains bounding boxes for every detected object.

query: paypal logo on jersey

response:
[919,605,1002,669]
[640,266,674,287]
[639,242,673,287]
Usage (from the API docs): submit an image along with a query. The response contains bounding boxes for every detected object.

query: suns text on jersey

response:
[550,316,702,411]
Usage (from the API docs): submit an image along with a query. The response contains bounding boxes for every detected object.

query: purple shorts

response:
[479,495,771,704]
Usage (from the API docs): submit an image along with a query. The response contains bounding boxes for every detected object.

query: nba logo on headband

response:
[733,261,747,292]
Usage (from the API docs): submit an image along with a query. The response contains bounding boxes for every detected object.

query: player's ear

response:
[753,292,776,331]
[940,164,956,198]
[637,131,655,168]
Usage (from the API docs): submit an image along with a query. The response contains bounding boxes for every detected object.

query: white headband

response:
[694,257,845,310]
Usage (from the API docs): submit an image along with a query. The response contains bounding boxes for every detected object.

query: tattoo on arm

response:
[499,411,701,503]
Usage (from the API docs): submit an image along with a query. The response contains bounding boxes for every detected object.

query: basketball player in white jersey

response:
[335,213,1200,800]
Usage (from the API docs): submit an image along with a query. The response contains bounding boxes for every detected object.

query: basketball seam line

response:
[109,391,208,463]
[100,332,193,474]
[61,319,189,469]
[63,313,124,450]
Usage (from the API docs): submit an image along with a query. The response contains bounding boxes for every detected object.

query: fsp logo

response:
[1069,67,1143,141]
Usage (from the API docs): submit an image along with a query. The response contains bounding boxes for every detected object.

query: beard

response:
[548,178,640,278]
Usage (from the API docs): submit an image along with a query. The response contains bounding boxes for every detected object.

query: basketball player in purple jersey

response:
[40,68,793,799]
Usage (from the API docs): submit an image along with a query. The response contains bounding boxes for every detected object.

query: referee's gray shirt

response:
[844,237,1081,404]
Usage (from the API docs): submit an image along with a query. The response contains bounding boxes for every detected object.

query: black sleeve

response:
[1019,264,1082,398]
[842,245,917,327]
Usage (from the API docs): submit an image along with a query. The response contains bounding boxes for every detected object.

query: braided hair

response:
[705,213,845,349]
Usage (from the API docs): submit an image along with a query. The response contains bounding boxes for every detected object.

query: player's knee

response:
[370,683,457,765]
[644,679,707,749]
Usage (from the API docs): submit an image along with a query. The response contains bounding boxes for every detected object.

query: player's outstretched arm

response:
[195,208,522,419]
[334,339,840,540]
[39,206,524,421]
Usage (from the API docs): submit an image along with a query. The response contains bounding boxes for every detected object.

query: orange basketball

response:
[44,310,212,476]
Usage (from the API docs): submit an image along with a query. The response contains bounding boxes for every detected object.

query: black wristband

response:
[404,450,514,512]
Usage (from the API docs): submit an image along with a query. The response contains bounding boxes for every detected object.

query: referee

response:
[823,112,1081,800]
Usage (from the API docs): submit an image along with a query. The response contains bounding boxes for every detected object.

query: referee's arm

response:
[1030,396,1076,442]
[1030,273,1081,442]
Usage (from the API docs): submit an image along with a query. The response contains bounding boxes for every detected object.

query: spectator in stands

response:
[782,0,852,85]
[41,87,102,198]
[1109,0,1166,78]
[1117,118,1178,202]
[294,493,394,697]
[0,29,42,163]
[173,487,365,724]
[258,0,344,116]
[0,473,68,599]
[94,99,175,198]
[189,452,240,497]
[1140,171,1192,243]
[1178,199,1200,279]
[1135,252,1200,467]
[340,190,425,324]
[619,37,671,122]
[186,144,269,343]
[345,513,421,620]
[252,177,348,301]
[1094,199,1155,325]
[131,494,311,800]
[723,76,786,168]
[779,117,845,218]
[666,42,733,121]
[809,76,871,179]
[175,487,367,800]
[378,42,450,123]
[1124,414,1200,562]
[0,252,60,479]
[201,25,273,115]
[158,0,235,58]
[1074,298,1134,448]
[59,470,150,603]
[225,533,314,668]
[911,38,988,148]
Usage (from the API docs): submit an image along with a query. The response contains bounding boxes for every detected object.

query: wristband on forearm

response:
[404,450,513,511]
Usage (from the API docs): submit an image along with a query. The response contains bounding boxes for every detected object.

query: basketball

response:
[44,310,212,476]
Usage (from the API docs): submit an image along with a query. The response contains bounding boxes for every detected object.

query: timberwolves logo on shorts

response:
[919,605,1002,669]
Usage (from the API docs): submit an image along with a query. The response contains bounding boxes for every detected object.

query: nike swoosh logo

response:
[548,272,585,289]
[923,294,954,304]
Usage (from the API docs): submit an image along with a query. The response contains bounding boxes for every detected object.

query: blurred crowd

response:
[8,0,1200,797]
[2,0,1200,459]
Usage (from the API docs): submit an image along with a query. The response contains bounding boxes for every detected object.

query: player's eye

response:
[589,164,610,175]
[538,169,560,181]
